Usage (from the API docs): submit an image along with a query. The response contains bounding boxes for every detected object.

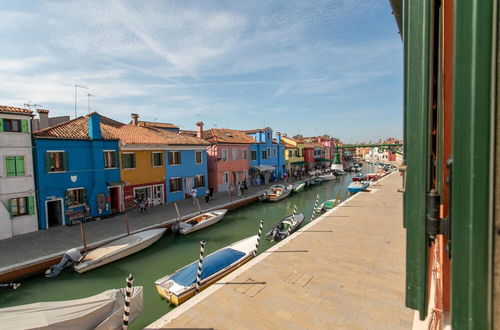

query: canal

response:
[0,165,377,329]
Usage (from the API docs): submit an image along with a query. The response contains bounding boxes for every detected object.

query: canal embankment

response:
[147,172,413,329]
[0,180,291,282]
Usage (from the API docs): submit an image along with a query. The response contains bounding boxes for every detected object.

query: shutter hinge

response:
[426,189,451,241]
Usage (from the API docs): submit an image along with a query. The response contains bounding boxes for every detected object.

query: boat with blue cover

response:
[347,181,369,194]
[154,235,258,305]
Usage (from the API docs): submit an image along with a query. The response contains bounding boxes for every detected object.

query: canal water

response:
[0,165,376,329]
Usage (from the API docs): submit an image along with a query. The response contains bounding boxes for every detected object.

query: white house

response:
[0,105,38,240]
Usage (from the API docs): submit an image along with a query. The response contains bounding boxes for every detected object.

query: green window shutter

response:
[62,152,68,171]
[45,152,51,172]
[21,120,28,133]
[5,157,16,176]
[15,157,25,176]
[0,119,3,132]
[28,196,35,215]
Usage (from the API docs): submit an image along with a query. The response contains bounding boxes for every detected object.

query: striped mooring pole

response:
[310,194,320,223]
[0,283,21,290]
[123,274,134,330]
[195,240,206,294]
[288,205,297,237]
[254,219,264,256]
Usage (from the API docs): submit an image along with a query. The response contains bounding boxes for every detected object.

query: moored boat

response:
[347,181,369,194]
[310,178,323,185]
[0,286,143,329]
[267,184,292,202]
[317,199,337,213]
[266,213,305,241]
[179,209,228,234]
[74,228,166,273]
[318,173,336,181]
[292,182,306,193]
[155,235,258,305]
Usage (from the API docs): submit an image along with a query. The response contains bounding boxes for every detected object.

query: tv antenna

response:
[74,84,89,118]
[87,93,94,113]
[24,101,43,111]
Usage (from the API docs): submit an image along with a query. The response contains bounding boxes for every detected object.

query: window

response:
[122,153,136,169]
[5,156,25,176]
[2,119,22,132]
[152,152,163,167]
[223,172,229,183]
[195,151,202,164]
[134,186,152,200]
[243,170,248,179]
[262,150,267,160]
[266,132,271,141]
[221,149,228,162]
[251,150,257,161]
[67,188,85,206]
[168,151,181,165]
[232,149,238,161]
[9,196,34,217]
[194,175,205,188]
[103,151,116,168]
[170,178,182,192]
[242,149,248,160]
[281,148,285,157]
[46,151,67,172]
[267,147,271,157]
[273,147,277,157]
[288,150,292,157]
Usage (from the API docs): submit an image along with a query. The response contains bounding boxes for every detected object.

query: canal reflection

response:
[0,164,377,329]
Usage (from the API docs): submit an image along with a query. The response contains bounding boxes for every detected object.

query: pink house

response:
[195,123,254,193]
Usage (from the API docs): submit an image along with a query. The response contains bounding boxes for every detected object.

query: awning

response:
[290,161,308,166]
[250,165,276,171]
[315,158,332,162]
[107,180,127,187]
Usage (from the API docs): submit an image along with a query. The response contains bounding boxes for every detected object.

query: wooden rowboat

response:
[179,209,228,234]
[74,228,166,273]
[155,236,258,306]
[0,286,143,329]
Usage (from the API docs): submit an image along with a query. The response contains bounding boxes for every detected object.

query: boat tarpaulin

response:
[171,248,245,287]
[0,287,143,329]
[250,165,275,171]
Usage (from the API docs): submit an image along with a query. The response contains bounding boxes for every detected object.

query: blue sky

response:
[0,0,402,142]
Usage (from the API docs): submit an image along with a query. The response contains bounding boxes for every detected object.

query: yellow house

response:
[282,137,306,172]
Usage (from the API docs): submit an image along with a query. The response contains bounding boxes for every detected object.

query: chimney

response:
[88,113,102,140]
[196,121,204,139]
[276,132,281,144]
[131,113,139,126]
[37,109,49,130]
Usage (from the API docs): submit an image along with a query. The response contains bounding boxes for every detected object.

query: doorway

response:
[46,200,63,227]
[232,172,238,186]
[109,187,120,213]
[153,184,164,205]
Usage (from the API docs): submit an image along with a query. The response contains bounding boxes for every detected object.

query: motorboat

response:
[310,178,323,185]
[347,181,369,194]
[266,213,305,241]
[318,173,336,181]
[292,182,306,193]
[266,184,292,202]
[317,199,337,213]
[155,236,258,306]
[0,286,143,329]
[179,209,228,235]
[74,228,166,273]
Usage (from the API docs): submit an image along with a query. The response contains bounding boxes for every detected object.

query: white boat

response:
[179,209,228,235]
[74,228,166,273]
[265,213,305,241]
[155,235,258,305]
[266,184,292,202]
[292,182,306,193]
[318,173,336,181]
[0,287,143,329]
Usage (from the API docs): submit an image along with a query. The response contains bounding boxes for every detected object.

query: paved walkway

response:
[147,173,413,329]
[0,179,298,274]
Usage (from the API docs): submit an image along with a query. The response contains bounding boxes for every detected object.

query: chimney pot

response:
[196,121,204,139]
[37,109,50,130]
[131,113,139,126]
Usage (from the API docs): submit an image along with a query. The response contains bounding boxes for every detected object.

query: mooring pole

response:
[310,194,320,223]
[0,283,21,290]
[227,189,233,205]
[174,202,181,221]
[288,205,298,237]
[254,219,264,256]
[195,240,206,294]
[122,274,134,329]
[79,222,88,254]
[195,198,202,214]
[124,212,130,235]
[335,190,342,206]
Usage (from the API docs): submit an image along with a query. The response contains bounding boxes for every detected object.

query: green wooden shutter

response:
[15,157,25,176]
[5,157,16,176]
[0,118,3,132]
[21,120,28,133]
[28,196,35,215]
[62,152,68,171]
[45,152,52,172]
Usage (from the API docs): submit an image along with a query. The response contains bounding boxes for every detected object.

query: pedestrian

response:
[242,179,248,190]
[237,182,242,196]
[191,188,197,205]
[205,189,210,204]
[209,186,214,199]
[240,182,245,197]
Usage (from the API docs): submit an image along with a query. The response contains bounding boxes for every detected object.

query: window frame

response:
[231,149,238,161]
[47,151,67,173]
[262,150,267,160]
[3,119,22,132]
[221,149,228,162]
[152,152,163,167]
[67,187,85,207]
[195,151,203,164]
[251,150,257,161]
[168,151,181,166]
[122,152,136,169]
[242,149,248,160]
[169,177,182,192]
[103,150,117,169]
[273,147,277,157]
[5,156,25,176]
[222,171,229,184]
[9,196,29,217]
[194,174,205,188]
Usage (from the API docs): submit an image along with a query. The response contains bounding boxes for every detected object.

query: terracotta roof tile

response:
[284,143,296,149]
[203,128,255,144]
[0,105,32,115]
[244,127,272,134]
[133,120,179,129]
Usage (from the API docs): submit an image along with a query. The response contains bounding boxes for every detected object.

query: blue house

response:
[245,128,285,184]
[33,113,122,229]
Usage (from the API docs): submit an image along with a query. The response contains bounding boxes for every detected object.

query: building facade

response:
[282,137,306,173]
[245,128,285,183]
[0,106,38,239]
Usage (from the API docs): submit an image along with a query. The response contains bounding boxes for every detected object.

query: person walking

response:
[209,186,214,199]
[191,188,197,205]
[205,189,210,204]
[239,182,245,197]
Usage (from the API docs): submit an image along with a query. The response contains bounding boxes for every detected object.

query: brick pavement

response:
[147,173,413,329]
